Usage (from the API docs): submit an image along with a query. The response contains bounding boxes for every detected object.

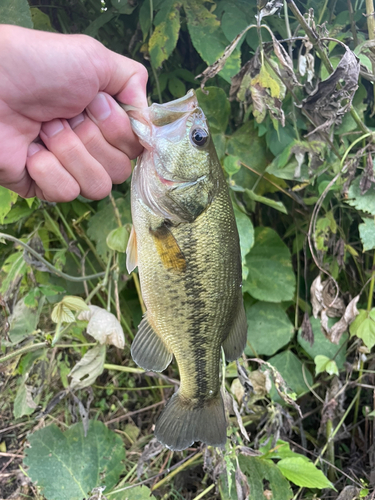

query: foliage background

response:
[1,0,375,499]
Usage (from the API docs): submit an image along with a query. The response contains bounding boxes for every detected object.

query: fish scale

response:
[126,90,247,450]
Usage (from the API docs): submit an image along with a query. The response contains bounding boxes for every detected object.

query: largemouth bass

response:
[126,89,247,451]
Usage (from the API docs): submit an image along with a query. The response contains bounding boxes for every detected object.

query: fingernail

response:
[42,119,64,138]
[69,113,85,130]
[27,143,43,157]
[87,93,111,121]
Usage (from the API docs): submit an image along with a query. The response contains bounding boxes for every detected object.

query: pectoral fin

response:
[131,314,173,372]
[223,299,247,362]
[150,223,187,272]
[126,226,138,273]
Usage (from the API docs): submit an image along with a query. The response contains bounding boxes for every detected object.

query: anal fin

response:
[223,298,247,362]
[131,314,173,372]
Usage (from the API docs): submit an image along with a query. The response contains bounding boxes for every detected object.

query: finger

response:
[93,46,149,108]
[39,119,112,200]
[68,112,132,184]
[26,142,81,202]
[85,92,143,159]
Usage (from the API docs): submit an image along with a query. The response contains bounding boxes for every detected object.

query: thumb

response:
[95,45,149,109]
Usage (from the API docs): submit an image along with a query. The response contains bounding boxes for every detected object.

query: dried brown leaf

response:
[256,0,283,22]
[329,295,359,344]
[301,312,314,346]
[196,24,253,90]
[360,152,375,195]
[137,438,164,478]
[235,464,250,500]
[225,391,250,442]
[302,48,360,134]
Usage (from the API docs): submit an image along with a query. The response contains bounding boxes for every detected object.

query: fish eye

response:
[190,128,209,147]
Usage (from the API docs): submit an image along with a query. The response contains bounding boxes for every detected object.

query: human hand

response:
[0,25,148,202]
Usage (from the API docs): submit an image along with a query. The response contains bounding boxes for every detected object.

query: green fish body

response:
[126,90,247,450]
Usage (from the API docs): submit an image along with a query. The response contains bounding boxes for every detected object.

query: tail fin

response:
[154,391,227,451]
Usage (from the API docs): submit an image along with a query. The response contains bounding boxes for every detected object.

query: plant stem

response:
[326,419,335,482]
[367,251,375,311]
[352,358,364,436]
[292,390,360,499]
[0,233,105,282]
[366,0,375,114]
[109,193,123,227]
[0,342,47,364]
[193,484,215,500]
[132,272,146,314]
[348,0,359,46]
[103,363,145,374]
[151,453,202,491]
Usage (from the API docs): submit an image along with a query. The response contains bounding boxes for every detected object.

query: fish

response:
[126,89,247,451]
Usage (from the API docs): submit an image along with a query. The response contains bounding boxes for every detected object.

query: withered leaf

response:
[329,295,359,344]
[225,391,249,441]
[235,464,250,500]
[256,0,283,22]
[196,24,253,90]
[302,48,360,134]
[301,312,314,346]
[137,438,164,478]
[360,152,375,195]
[69,344,106,390]
[230,52,261,103]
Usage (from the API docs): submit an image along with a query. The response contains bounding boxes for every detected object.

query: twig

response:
[105,400,165,425]
[0,233,105,282]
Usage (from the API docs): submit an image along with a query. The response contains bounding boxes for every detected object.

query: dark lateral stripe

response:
[183,226,209,402]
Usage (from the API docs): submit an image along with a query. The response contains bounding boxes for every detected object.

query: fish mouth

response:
[156,170,206,190]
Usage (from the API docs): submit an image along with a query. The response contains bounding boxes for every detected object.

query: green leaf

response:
[8,298,44,344]
[149,1,181,68]
[226,121,273,193]
[221,6,249,43]
[24,421,125,500]
[326,359,339,375]
[184,0,240,82]
[244,227,296,302]
[30,7,54,31]
[168,76,186,97]
[0,0,33,27]
[245,302,294,356]
[359,217,375,251]
[350,309,375,349]
[109,485,157,500]
[277,457,333,489]
[314,354,331,375]
[13,382,38,419]
[245,189,288,214]
[87,194,132,260]
[0,186,17,224]
[297,316,347,369]
[224,156,241,176]
[233,204,254,263]
[238,455,292,500]
[0,252,27,296]
[268,350,313,398]
[111,0,136,14]
[260,439,310,461]
[346,177,375,216]
[106,226,130,253]
[84,9,116,37]
[196,87,230,133]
